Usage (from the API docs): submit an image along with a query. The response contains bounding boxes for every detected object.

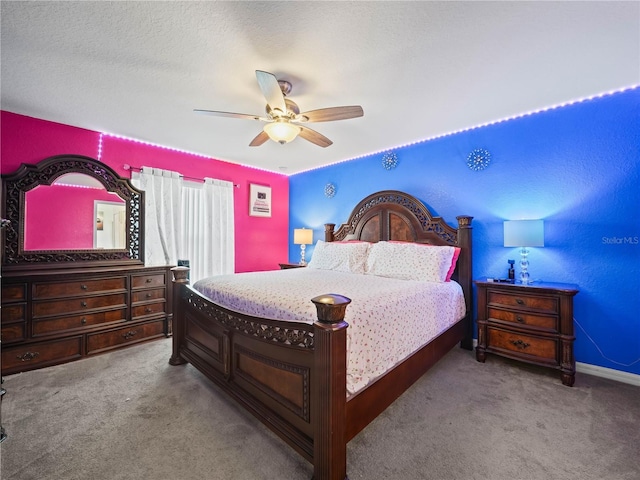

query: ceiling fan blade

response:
[298,125,333,148]
[256,70,287,114]
[249,130,269,147]
[298,106,364,123]
[194,109,265,121]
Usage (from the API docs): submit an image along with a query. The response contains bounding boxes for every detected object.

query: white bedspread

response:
[193,268,466,395]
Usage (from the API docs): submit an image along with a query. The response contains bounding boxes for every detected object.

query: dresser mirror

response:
[1,154,144,270]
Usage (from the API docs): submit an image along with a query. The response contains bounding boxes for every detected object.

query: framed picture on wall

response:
[249,184,272,217]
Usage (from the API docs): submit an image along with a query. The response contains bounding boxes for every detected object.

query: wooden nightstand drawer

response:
[487,327,558,362]
[487,307,558,332]
[1,303,25,322]
[488,291,558,314]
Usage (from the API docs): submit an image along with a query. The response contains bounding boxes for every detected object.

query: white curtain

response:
[181,178,235,281]
[133,168,235,281]
[132,167,183,267]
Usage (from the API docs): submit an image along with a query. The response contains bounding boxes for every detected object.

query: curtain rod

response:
[123,164,239,188]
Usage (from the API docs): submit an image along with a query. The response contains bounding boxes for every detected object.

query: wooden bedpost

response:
[456,215,474,351]
[311,294,351,480]
[169,266,190,366]
[324,223,336,242]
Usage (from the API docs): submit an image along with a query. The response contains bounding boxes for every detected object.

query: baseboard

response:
[471,340,639,386]
[576,362,640,387]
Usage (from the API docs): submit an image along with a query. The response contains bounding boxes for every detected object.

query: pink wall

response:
[1,111,289,272]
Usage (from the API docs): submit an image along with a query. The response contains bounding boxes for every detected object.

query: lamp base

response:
[299,244,307,266]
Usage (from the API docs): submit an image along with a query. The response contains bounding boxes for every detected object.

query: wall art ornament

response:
[467,148,491,171]
[382,151,398,170]
[324,183,336,198]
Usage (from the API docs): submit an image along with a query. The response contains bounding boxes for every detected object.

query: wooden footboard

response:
[170,267,351,479]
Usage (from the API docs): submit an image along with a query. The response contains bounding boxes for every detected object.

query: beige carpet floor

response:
[1,338,638,480]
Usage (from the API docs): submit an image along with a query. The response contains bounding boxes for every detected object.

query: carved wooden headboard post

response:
[324,223,336,242]
[455,215,474,350]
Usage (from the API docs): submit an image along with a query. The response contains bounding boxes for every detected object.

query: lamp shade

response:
[504,220,544,247]
[263,120,301,144]
[294,228,313,245]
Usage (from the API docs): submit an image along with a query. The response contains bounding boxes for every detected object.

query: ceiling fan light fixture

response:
[263,119,301,144]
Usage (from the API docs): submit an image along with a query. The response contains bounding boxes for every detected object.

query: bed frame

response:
[169,190,473,480]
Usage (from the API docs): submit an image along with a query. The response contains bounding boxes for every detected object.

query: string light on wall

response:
[466,148,491,171]
[324,183,336,198]
[382,151,398,170]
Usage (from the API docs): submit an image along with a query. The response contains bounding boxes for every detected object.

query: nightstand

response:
[475,279,579,386]
[279,263,306,270]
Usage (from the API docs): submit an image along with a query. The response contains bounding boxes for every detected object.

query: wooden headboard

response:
[324,190,473,349]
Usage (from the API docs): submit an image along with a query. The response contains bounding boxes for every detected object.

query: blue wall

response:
[289,88,640,376]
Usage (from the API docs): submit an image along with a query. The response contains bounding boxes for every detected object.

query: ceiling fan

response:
[194,70,364,148]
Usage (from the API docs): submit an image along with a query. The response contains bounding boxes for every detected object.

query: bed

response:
[169,190,473,480]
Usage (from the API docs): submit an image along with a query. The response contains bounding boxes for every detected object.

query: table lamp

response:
[504,220,544,284]
[293,228,313,265]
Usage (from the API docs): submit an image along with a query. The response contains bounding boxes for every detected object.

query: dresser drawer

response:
[1,336,83,374]
[1,303,26,322]
[32,308,127,337]
[2,284,26,302]
[488,291,558,314]
[86,319,165,354]
[33,293,127,318]
[2,322,26,343]
[132,273,166,289]
[131,287,166,303]
[132,301,166,319]
[34,277,127,299]
[487,307,558,332]
[487,327,558,363]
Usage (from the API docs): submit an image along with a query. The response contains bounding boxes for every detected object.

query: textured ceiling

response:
[2,2,638,175]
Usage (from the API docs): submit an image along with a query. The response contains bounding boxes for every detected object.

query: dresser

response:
[475,279,579,386]
[1,265,172,375]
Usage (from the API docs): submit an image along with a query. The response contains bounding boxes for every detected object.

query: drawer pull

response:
[509,339,530,350]
[0,387,6,397]
[81,301,87,307]
[81,317,87,325]
[17,351,40,362]
[516,315,525,323]
[122,330,138,339]
[146,293,152,298]
[145,278,152,283]
[145,307,152,313]
[516,298,525,305]
[81,284,88,290]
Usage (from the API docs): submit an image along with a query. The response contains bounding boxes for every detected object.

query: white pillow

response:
[307,240,370,274]
[365,241,455,282]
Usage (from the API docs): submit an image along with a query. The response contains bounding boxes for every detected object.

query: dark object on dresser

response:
[475,279,579,386]
[1,155,172,375]
[170,190,474,480]
[278,262,306,269]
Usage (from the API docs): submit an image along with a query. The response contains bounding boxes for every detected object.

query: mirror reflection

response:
[24,173,126,251]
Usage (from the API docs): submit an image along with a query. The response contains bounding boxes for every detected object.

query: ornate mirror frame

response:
[1,154,144,270]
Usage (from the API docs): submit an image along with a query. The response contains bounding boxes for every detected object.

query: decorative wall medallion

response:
[467,148,491,171]
[324,183,336,198]
[382,151,398,170]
